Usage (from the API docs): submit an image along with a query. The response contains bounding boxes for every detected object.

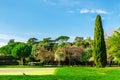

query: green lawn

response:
[0,67,120,80]
[0,65,57,68]
[55,67,120,80]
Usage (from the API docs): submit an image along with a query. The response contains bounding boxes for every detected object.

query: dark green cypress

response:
[93,15,107,67]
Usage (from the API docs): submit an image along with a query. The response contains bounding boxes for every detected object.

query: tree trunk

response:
[118,62,120,67]
[109,61,112,67]
[20,58,24,65]
[69,57,71,66]
[58,59,61,66]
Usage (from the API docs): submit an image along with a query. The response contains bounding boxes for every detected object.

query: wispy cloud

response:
[43,0,57,5]
[95,9,108,14]
[66,10,75,14]
[0,42,7,47]
[80,9,89,14]
[80,9,108,14]
[60,0,81,6]
[0,34,27,47]
[0,34,27,42]
[42,0,80,6]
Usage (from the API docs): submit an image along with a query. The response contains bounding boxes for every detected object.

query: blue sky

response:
[0,0,120,46]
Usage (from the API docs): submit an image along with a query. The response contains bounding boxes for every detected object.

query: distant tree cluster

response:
[0,35,93,66]
[0,15,120,68]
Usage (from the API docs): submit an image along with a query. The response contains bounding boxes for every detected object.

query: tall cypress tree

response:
[93,15,107,67]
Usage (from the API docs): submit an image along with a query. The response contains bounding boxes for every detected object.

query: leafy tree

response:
[42,37,55,51]
[12,43,31,65]
[43,37,51,42]
[31,44,38,57]
[31,42,54,65]
[84,37,93,48]
[55,36,70,43]
[80,48,92,63]
[93,15,107,67]
[31,37,55,63]
[74,37,93,48]
[8,39,15,44]
[55,48,66,65]
[34,47,54,65]
[35,37,55,51]
[0,45,10,56]
[63,46,84,65]
[58,42,71,48]
[54,46,84,66]
[106,28,120,65]
[27,37,38,45]
[0,42,21,56]
[74,37,84,46]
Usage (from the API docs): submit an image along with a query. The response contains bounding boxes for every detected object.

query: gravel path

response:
[0,68,56,75]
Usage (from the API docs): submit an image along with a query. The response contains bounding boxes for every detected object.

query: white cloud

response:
[0,42,7,47]
[95,9,108,14]
[80,9,108,14]
[80,9,89,14]
[0,34,27,42]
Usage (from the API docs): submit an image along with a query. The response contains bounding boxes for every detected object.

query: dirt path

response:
[0,68,56,75]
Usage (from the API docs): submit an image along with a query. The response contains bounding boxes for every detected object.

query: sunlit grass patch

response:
[0,68,56,75]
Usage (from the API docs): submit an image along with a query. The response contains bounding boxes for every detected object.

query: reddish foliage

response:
[63,46,84,61]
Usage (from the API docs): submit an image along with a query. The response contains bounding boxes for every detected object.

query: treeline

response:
[0,28,120,66]
[0,36,93,66]
[0,15,120,67]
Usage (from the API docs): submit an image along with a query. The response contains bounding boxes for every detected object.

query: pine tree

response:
[93,15,107,67]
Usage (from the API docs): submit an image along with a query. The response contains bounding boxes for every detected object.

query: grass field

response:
[0,65,57,68]
[0,67,120,80]
[0,68,56,75]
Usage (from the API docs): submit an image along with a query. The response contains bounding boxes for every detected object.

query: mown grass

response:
[55,67,120,80]
[0,65,57,68]
[0,67,120,80]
